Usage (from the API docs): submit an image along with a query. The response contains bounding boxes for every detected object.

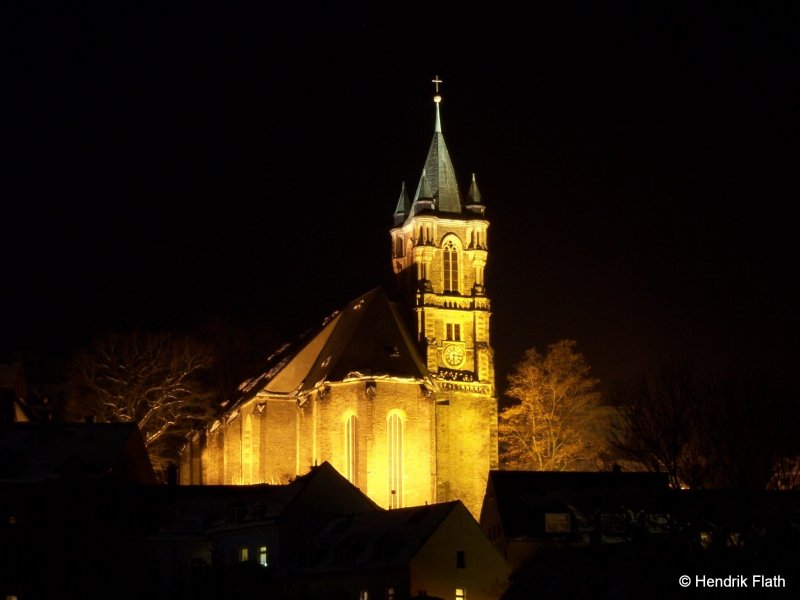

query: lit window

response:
[445,323,461,341]
[360,591,369,600]
[544,513,571,533]
[388,412,404,509]
[442,241,459,292]
[345,414,358,485]
[386,588,395,600]
[238,547,249,562]
[259,545,268,567]
[700,531,713,550]
[455,588,466,600]
[456,550,465,568]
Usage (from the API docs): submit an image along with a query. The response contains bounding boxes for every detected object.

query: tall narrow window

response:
[455,588,466,600]
[345,414,358,485]
[259,545,269,567]
[238,547,249,562]
[442,241,459,292]
[242,414,253,484]
[387,412,404,509]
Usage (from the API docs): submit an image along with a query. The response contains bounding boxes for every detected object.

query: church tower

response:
[390,80,498,511]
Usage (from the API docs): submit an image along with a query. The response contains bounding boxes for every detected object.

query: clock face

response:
[443,344,465,367]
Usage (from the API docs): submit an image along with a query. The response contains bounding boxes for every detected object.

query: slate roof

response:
[407,100,462,218]
[233,287,430,407]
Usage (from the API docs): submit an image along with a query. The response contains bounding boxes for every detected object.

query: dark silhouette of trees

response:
[499,339,605,471]
[609,362,702,488]
[66,331,217,477]
[611,363,800,489]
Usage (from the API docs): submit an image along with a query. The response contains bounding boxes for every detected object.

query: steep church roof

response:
[415,98,462,215]
[234,288,430,404]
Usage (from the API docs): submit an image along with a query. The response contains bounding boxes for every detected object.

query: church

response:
[180,83,498,517]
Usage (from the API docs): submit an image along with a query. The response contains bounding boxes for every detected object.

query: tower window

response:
[388,412,404,508]
[442,241,459,292]
[259,545,269,567]
[446,323,461,341]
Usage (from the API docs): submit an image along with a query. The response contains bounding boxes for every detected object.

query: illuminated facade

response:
[181,87,498,517]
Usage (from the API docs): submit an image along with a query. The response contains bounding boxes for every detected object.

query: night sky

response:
[5,4,799,396]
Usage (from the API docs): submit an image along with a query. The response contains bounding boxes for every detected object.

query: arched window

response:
[387,412,404,508]
[442,240,459,292]
[345,413,358,485]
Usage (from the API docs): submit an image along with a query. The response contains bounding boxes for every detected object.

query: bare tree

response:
[612,364,800,490]
[701,374,800,489]
[67,331,216,476]
[499,339,603,471]
[610,362,705,488]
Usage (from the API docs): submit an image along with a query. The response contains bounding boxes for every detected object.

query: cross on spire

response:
[432,75,443,93]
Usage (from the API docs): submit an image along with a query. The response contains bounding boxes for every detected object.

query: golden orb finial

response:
[432,75,443,102]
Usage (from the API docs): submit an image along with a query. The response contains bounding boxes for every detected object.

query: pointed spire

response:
[399,77,466,223]
[415,169,433,201]
[466,173,486,215]
[421,79,461,214]
[467,173,482,204]
[393,182,410,226]
[410,169,435,216]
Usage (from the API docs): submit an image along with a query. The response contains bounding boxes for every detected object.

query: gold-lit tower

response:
[390,79,498,509]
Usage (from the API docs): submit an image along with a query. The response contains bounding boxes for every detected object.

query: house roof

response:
[284,501,461,575]
[484,470,670,539]
[131,461,380,536]
[0,421,156,483]
[233,287,430,406]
